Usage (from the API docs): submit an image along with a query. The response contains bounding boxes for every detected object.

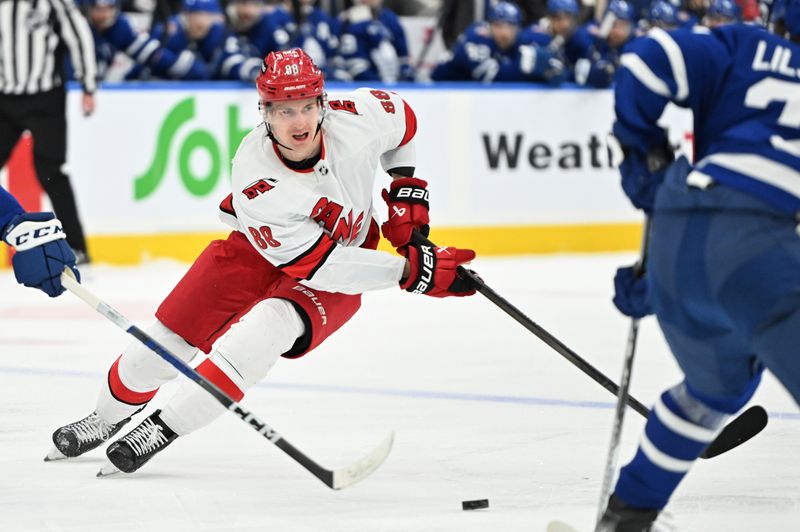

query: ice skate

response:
[45,411,133,461]
[596,495,660,532]
[99,410,177,475]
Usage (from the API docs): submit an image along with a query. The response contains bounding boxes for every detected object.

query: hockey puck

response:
[462,499,489,511]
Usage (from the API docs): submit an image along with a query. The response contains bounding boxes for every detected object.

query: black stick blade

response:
[700,405,768,459]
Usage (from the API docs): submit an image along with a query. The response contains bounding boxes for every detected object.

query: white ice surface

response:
[0,255,798,532]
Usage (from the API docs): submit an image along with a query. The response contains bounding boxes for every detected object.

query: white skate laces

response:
[124,418,169,457]
[72,413,116,444]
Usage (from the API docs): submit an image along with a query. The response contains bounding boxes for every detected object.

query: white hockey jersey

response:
[219,88,418,295]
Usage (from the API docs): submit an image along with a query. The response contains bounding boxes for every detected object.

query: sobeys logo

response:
[134,97,252,200]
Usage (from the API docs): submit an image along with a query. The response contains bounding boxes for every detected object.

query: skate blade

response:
[96,462,121,478]
[44,446,68,462]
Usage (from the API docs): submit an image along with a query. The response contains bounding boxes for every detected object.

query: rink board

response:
[4,82,692,264]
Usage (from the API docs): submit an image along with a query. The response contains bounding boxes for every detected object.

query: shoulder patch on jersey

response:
[242,179,276,200]
[329,99,360,114]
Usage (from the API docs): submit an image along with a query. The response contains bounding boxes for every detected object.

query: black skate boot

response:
[46,411,133,461]
[597,495,660,532]
[101,410,177,475]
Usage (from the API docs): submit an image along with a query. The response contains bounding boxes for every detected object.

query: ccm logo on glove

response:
[5,218,66,251]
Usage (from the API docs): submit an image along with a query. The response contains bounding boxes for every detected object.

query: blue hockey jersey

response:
[615,24,800,214]
[335,16,397,81]
[236,8,292,58]
[152,17,261,81]
[0,186,24,237]
[431,21,564,83]
[93,15,208,80]
[290,6,341,72]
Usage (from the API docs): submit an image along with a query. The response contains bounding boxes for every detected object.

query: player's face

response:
[88,5,116,30]
[607,19,631,48]
[184,12,216,40]
[233,0,263,29]
[490,21,518,50]
[268,97,322,161]
[550,12,576,36]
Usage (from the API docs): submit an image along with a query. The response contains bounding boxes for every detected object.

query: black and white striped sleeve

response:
[48,0,97,93]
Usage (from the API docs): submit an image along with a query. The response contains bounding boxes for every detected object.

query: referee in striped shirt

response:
[1,0,97,263]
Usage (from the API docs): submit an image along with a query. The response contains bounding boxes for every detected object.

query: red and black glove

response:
[381,177,430,248]
[400,234,476,298]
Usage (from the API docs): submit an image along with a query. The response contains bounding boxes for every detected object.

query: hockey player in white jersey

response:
[46,49,477,475]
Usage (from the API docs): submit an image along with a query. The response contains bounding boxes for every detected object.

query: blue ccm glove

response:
[612,265,652,319]
[2,212,80,297]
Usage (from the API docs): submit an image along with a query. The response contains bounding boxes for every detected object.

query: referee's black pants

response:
[0,88,88,256]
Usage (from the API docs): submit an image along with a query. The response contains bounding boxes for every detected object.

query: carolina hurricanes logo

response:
[243,179,275,200]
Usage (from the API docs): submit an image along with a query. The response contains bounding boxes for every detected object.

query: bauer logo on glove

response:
[381,177,430,248]
[400,233,476,298]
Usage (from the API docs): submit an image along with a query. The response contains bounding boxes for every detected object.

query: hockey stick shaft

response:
[460,264,649,416]
[59,271,390,489]
[595,217,651,527]
[414,232,767,457]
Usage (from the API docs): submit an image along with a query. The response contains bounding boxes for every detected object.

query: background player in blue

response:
[282,0,341,77]
[332,0,408,82]
[703,0,742,26]
[600,2,800,529]
[228,0,291,58]
[1,186,80,298]
[572,0,637,88]
[356,0,414,80]
[152,0,261,81]
[430,1,565,84]
[81,0,208,80]
[523,0,590,79]
[644,0,680,30]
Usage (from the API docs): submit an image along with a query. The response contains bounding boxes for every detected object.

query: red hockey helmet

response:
[256,48,324,104]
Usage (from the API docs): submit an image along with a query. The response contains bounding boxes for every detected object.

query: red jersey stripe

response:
[280,233,336,279]
[219,193,236,216]
[398,99,418,148]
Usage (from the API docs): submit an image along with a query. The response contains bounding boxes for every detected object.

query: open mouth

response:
[292,132,309,142]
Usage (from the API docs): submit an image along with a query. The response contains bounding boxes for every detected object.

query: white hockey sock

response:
[95,320,198,424]
[159,298,304,436]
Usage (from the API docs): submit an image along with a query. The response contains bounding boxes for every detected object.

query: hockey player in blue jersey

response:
[1,187,80,298]
[644,0,680,30]
[572,0,637,88]
[82,0,208,80]
[151,0,261,81]
[523,0,590,75]
[600,2,800,530]
[228,0,291,58]
[431,1,565,84]
[332,0,410,82]
[281,0,341,77]
[355,0,414,80]
[703,0,742,26]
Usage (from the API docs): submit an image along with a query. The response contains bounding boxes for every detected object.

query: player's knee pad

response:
[210,298,305,391]
[117,320,198,390]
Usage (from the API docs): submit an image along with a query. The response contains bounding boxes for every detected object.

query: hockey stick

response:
[414,232,767,458]
[595,217,651,528]
[60,271,393,490]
